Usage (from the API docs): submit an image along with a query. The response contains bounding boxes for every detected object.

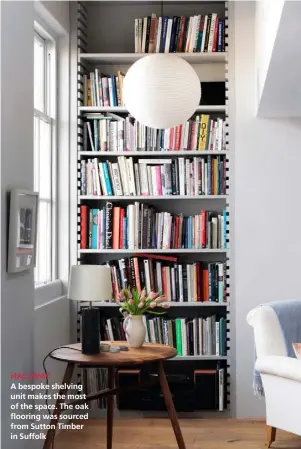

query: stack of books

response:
[107,256,227,303]
[134,14,225,53]
[83,72,125,107]
[82,113,226,152]
[81,156,227,197]
[80,203,227,250]
[100,315,227,356]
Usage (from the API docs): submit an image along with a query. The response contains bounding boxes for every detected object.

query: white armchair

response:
[247,304,301,447]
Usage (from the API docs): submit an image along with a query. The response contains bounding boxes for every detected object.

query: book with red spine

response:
[133,257,141,293]
[113,207,120,249]
[80,205,88,249]
[202,269,209,301]
[177,16,186,52]
[175,126,181,151]
[149,16,158,53]
[212,15,219,52]
[119,208,125,249]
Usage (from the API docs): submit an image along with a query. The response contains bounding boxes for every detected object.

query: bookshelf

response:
[78,105,227,113]
[74,0,229,415]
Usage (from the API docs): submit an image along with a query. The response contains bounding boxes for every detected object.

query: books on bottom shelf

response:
[80,202,227,250]
[100,315,227,357]
[80,155,227,196]
[107,256,227,303]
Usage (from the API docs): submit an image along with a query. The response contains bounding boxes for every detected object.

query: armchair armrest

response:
[256,356,301,383]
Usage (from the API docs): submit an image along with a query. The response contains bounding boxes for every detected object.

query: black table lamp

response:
[68,265,112,355]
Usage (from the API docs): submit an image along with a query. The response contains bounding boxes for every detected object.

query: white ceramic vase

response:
[123,315,146,348]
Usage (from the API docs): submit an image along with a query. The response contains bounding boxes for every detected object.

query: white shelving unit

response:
[74,0,230,415]
[79,52,227,64]
[81,301,228,307]
[79,150,228,156]
[79,195,227,200]
[79,105,227,113]
[78,248,227,254]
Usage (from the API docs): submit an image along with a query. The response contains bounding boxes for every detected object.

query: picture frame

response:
[7,189,39,274]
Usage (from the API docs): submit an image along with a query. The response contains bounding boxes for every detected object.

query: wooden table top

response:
[50,342,177,366]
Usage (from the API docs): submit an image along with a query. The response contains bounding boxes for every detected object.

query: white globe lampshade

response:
[123,54,201,129]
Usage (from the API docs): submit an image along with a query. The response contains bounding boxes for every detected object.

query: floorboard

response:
[54,418,301,449]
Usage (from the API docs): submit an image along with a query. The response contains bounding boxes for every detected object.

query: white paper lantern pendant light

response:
[123,53,201,130]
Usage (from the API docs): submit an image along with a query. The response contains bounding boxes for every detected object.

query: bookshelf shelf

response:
[78,52,227,65]
[79,151,228,156]
[78,105,227,113]
[81,301,228,307]
[79,195,227,201]
[78,249,227,254]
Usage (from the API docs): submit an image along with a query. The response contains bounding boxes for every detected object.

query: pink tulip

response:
[127,291,132,299]
[128,298,134,305]
[119,292,125,301]
[155,297,165,304]
[138,302,145,309]
[140,288,146,298]
[149,291,157,299]
[150,302,157,308]
[115,298,120,304]
[161,303,169,309]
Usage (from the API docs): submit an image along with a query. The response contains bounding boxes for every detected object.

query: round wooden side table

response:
[43,342,186,449]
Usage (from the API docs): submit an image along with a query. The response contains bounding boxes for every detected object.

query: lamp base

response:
[81,307,100,355]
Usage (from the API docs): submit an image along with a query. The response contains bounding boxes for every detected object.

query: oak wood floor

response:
[55,418,301,449]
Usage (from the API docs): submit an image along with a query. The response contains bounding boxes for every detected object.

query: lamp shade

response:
[123,54,201,129]
[68,265,112,302]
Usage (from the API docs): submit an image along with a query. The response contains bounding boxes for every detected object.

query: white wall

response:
[255,0,284,106]
[38,1,70,34]
[233,1,301,418]
[1,2,35,448]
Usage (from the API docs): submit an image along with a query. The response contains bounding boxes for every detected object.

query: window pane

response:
[35,199,52,284]
[34,35,45,112]
[34,116,52,284]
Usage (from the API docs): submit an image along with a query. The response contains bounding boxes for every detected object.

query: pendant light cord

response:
[161,0,163,17]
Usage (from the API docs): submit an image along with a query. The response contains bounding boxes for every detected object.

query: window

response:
[34,27,57,285]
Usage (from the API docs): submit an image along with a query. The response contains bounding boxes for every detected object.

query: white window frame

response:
[34,23,58,286]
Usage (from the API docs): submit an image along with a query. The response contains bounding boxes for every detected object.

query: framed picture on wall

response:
[7,189,39,274]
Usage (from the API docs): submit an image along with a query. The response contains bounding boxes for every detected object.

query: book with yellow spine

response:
[198,114,210,151]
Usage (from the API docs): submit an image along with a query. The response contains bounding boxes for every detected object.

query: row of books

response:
[134,14,225,53]
[100,315,227,356]
[83,72,125,108]
[80,203,227,250]
[107,257,227,303]
[80,156,227,197]
[82,113,226,153]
